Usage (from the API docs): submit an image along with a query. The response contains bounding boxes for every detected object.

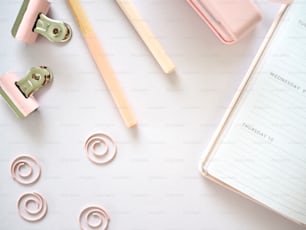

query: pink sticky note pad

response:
[0,72,39,118]
[187,0,262,44]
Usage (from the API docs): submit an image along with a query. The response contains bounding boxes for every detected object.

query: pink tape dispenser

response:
[0,66,53,118]
[187,0,262,44]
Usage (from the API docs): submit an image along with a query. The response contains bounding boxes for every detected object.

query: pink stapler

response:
[187,0,262,44]
[0,66,53,118]
[11,0,72,44]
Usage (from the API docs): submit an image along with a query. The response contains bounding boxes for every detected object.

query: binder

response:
[200,2,306,226]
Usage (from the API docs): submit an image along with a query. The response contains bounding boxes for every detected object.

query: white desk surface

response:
[0,0,305,229]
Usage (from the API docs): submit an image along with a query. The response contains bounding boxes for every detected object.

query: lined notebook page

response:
[205,2,306,225]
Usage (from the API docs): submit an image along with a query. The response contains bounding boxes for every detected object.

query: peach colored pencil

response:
[116,0,175,74]
[67,0,137,128]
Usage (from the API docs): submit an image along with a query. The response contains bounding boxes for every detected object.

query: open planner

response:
[201,1,306,226]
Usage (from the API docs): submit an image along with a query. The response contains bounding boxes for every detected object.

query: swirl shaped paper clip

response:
[10,154,41,185]
[85,133,117,165]
[17,192,48,222]
[79,205,110,230]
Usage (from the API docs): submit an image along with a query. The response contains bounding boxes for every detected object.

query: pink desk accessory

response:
[187,0,262,44]
[11,0,72,44]
[17,192,48,222]
[187,0,292,44]
[0,66,53,118]
[10,155,41,185]
[79,205,110,230]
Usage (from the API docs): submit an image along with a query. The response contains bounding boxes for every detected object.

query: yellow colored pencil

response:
[67,0,137,128]
[116,0,175,74]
